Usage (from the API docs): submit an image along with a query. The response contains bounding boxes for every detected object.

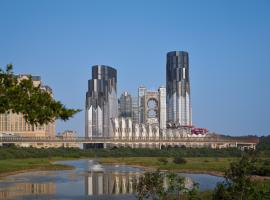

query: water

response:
[0,160,224,199]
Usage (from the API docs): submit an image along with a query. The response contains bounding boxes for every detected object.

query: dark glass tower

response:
[85,65,118,138]
[166,51,192,126]
[119,92,132,118]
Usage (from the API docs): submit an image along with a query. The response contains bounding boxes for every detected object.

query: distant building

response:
[119,92,132,118]
[0,75,55,146]
[166,51,192,126]
[85,65,118,138]
[138,86,147,124]
[58,130,80,148]
[131,96,139,124]
[118,92,139,124]
[137,86,166,130]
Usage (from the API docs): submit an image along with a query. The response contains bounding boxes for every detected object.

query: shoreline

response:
[0,158,75,179]
[0,165,74,179]
[101,162,225,177]
[99,161,270,181]
[0,158,269,182]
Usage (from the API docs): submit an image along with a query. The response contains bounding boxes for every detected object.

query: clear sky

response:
[0,0,269,136]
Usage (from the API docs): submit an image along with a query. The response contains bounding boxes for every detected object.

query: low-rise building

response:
[0,75,55,148]
[57,130,80,148]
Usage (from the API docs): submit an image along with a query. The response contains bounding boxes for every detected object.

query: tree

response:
[133,171,200,200]
[213,155,270,200]
[133,171,166,200]
[0,64,80,125]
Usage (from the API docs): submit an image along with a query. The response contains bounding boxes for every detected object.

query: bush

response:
[212,155,270,200]
[158,157,168,165]
[173,156,187,164]
[0,146,244,160]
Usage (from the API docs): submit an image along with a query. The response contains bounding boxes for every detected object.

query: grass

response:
[0,157,74,175]
[0,156,234,177]
[97,157,239,174]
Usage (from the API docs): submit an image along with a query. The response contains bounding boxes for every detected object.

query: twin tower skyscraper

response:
[85,51,192,138]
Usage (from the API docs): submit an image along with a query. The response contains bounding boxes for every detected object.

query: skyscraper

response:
[158,86,166,130]
[131,96,139,124]
[138,86,146,124]
[166,51,192,126]
[119,92,132,118]
[85,65,118,138]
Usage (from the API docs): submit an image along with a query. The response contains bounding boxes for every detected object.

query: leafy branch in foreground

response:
[213,154,270,200]
[0,64,81,125]
[133,170,200,200]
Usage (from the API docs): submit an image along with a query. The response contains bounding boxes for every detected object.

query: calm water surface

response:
[0,160,224,199]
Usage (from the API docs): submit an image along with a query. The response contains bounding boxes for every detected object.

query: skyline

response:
[0,0,269,136]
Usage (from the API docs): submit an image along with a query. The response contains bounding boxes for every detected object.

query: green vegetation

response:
[0,64,80,125]
[0,158,73,175]
[257,135,270,151]
[0,146,85,160]
[212,155,270,200]
[134,156,270,200]
[133,170,201,200]
[0,146,270,176]
[0,146,269,199]
[97,157,237,173]
[158,157,168,165]
[173,156,187,164]
[0,146,244,160]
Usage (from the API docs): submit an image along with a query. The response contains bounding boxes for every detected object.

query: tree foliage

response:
[257,135,270,151]
[212,155,270,200]
[133,171,200,200]
[0,64,80,125]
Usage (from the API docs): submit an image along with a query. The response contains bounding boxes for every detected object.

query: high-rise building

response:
[158,86,166,130]
[0,75,55,139]
[131,96,139,124]
[119,92,132,118]
[85,65,118,138]
[166,51,192,126]
[118,91,139,124]
[138,86,146,124]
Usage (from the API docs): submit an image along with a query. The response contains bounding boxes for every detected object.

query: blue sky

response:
[0,0,269,136]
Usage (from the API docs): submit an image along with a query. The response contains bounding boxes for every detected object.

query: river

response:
[0,160,225,199]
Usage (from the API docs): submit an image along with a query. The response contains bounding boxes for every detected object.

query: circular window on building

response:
[147,99,158,109]
[148,109,157,118]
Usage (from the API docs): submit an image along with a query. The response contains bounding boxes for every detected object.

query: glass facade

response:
[119,92,132,118]
[85,65,118,138]
[166,51,192,126]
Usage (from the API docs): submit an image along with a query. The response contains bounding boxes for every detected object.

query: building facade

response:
[166,51,192,126]
[85,65,118,138]
[138,86,166,130]
[119,92,132,118]
[0,75,55,139]
[131,96,139,124]
[58,130,80,148]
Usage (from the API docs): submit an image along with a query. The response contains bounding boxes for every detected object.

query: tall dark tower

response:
[166,51,192,126]
[119,92,132,118]
[85,65,118,138]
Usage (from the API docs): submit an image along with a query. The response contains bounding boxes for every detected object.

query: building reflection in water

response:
[0,182,56,199]
[85,171,141,196]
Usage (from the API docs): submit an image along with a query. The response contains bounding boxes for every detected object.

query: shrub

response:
[173,156,187,164]
[158,157,168,165]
